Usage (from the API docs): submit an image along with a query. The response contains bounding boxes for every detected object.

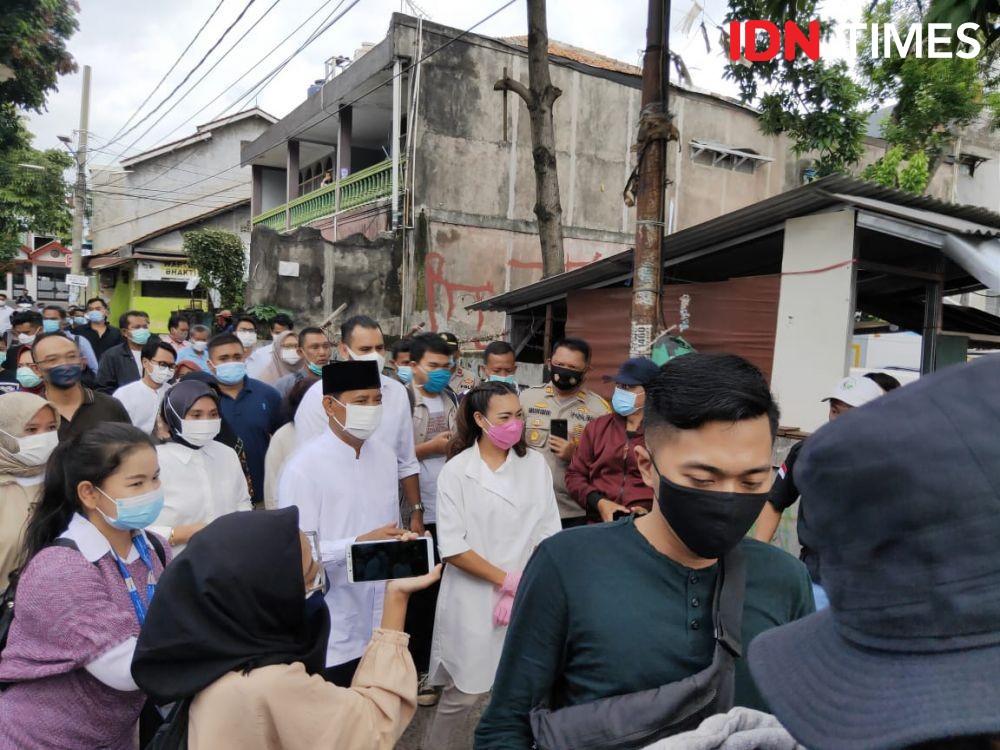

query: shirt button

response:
[690,619,700,631]
[691,597,700,608]
[689,574,699,584]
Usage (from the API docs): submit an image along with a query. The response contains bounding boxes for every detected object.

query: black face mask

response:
[653,464,767,559]
[45,363,83,389]
[550,365,584,392]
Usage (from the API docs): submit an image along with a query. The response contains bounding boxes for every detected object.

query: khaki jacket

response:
[408,383,459,445]
[188,629,416,750]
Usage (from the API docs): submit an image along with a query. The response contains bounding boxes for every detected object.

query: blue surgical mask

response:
[612,387,639,416]
[73,316,88,327]
[16,367,42,389]
[489,374,516,385]
[214,361,247,385]
[85,310,105,324]
[96,486,165,531]
[307,361,323,377]
[42,319,61,334]
[396,365,413,384]
[130,328,151,345]
[422,367,451,394]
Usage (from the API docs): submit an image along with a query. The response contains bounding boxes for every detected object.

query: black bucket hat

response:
[749,356,1000,750]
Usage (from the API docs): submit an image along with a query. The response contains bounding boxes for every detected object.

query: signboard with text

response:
[135,260,199,282]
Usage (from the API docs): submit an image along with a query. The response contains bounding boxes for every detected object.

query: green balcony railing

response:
[252,158,401,231]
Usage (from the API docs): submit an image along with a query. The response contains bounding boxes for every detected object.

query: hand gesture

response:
[357,524,408,543]
[549,435,575,462]
[387,564,443,596]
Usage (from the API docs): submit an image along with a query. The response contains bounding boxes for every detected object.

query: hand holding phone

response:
[348,536,436,583]
[550,419,568,440]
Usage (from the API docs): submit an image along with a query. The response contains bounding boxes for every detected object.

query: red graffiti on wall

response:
[425,252,495,334]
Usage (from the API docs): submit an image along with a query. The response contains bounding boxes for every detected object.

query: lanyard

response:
[111,534,157,625]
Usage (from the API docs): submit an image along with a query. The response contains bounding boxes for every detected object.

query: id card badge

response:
[304,531,327,594]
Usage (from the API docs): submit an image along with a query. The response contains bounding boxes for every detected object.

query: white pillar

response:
[4,271,12,298]
[390,57,402,230]
[27,264,39,301]
[770,209,858,432]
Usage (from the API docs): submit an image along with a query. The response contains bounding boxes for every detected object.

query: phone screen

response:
[550,419,568,440]
[349,538,432,583]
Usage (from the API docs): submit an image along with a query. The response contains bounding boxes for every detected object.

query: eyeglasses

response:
[36,353,82,368]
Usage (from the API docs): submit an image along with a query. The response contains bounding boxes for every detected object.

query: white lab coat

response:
[277,428,400,667]
[151,440,252,552]
[294,375,419,481]
[113,379,167,434]
[428,442,561,694]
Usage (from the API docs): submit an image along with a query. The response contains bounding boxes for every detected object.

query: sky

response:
[27,0,866,167]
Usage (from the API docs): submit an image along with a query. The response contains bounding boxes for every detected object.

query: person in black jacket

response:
[95,310,151,393]
[72,297,124,361]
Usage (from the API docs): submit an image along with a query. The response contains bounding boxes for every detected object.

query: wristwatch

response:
[410,503,425,513]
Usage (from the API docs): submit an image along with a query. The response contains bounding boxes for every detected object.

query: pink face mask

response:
[483,417,524,451]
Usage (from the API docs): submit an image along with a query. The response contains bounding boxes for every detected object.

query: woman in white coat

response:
[151,379,252,552]
[424,381,561,748]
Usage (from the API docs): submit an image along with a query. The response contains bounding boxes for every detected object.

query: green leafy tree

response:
[0,127,72,261]
[861,145,930,193]
[183,229,247,310]
[723,0,868,175]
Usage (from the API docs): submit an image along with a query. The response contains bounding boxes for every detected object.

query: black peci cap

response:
[322,360,380,394]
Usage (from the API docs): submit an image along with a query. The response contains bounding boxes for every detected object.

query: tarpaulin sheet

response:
[566,275,781,398]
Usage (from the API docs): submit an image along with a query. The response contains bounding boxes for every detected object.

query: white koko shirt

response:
[294,374,419,481]
[277,428,400,667]
[113,379,167,434]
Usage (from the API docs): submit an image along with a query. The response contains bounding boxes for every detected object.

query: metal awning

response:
[689,139,773,169]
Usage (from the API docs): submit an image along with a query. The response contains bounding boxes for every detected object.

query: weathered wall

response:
[247,225,402,328]
[133,205,251,255]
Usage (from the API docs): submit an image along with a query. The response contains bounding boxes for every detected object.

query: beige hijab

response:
[256,330,300,385]
[0,392,60,480]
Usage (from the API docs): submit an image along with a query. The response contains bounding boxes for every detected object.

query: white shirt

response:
[295,374,419,481]
[131,348,143,372]
[0,305,11,336]
[418,395,447,523]
[263,422,296,510]
[278,429,399,667]
[428,442,561,694]
[245,344,273,380]
[151,441,252,552]
[113,379,166,434]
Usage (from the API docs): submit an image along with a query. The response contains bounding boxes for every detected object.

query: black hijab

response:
[132,507,330,704]
[175,370,240,450]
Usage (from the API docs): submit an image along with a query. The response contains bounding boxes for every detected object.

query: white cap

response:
[822,376,884,408]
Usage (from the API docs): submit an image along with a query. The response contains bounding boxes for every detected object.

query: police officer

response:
[519,337,610,528]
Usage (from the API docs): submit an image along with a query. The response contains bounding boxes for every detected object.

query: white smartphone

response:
[347,537,435,583]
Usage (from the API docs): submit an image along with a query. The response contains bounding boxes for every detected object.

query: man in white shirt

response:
[295,315,424,533]
[112,340,177,433]
[278,360,407,686]
[245,313,294,380]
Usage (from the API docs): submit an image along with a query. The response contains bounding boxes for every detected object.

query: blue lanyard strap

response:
[111,534,157,625]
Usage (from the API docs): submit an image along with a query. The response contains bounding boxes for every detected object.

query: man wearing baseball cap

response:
[754,375,885,607]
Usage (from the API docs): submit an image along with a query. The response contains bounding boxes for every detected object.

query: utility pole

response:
[71,65,91,286]
[629,0,669,357]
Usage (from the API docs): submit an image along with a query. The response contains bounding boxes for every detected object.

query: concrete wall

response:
[261,167,286,213]
[770,210,858,432]
[90,116,270,253]
[134,205,252,255]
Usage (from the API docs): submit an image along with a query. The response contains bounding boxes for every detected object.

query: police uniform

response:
[519,384,611,522]
[449,364,478,395]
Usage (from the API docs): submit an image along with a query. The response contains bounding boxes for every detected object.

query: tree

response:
[183,229,247,309]
[926,0,1000,51]
[494,0,565,278]
[0,125,73,262]
[724,0,868,175]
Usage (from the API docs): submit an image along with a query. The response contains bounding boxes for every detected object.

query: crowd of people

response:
[0,292,997,750]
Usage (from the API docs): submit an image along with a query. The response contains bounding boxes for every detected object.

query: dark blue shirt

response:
[217,377,283,504]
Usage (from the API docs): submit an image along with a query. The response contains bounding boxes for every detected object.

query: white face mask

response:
[236,331,258,348]
[331,397,383,440]
[191,340,208,353]
[0,429,58,467]
[148,365,174,385]
[347,346,386,375]
[17,333,36,346]
[280,349,302,365]
[180,418,221,447]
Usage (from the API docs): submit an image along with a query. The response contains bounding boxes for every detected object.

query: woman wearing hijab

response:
[133,507,442,750]
[0,392,59,591]
[252,330,301,385]
[150,379,251,553]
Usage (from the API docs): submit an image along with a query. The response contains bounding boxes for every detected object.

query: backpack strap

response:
[145,533,166,567]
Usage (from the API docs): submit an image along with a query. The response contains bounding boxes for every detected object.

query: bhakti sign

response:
[135,260,199,282]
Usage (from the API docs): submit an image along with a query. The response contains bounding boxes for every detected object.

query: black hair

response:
[271,313,294,330]
[448,381,525,459]
[208,332,242,355]
[31,331,79,358]
[43,305,66,319]
[167,313,189,330]
[340,315,381,347]
[11,310,42,328]
[18,424,156,567]
[142,339,177,362]
[235,315,257,329]
[644,353,780,441]
[410,332,452,364]
[119,310,149,329]
[390,339,412,357]
[484,340,515,362]
[863,371,901,392]
[551,337,592,364]
[85,297,108,310]
[298,326,326,344]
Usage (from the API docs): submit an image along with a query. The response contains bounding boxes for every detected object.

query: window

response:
[140,280,195,298]
[690,140,773,175]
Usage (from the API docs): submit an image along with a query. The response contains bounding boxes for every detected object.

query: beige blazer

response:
[188,629,417,750]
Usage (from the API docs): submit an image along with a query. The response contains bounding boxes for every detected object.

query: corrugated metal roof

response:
[469,175,1000,313]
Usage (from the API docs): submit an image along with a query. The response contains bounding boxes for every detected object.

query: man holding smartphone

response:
[519,338,611,529]
[277,360,408,687]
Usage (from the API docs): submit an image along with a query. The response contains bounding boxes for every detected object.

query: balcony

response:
[252,158,400,232]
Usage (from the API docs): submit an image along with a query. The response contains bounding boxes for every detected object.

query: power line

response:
[102,0,260,156]
[104,0,228,146]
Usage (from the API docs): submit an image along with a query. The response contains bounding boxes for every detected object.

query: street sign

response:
[66,274,89,287]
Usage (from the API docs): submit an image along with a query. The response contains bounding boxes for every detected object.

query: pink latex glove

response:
[493,571,522,627]
[500,571,522,596]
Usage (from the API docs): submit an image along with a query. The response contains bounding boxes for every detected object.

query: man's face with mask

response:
[636,415,774,561]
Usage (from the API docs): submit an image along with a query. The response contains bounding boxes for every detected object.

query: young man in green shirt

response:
[476,353,814,749]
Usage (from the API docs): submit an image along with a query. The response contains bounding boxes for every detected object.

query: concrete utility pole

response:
[629,0,669,357]
[71,65,91,282]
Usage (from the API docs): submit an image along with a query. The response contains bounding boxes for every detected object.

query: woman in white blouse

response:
[424,381,561,749]
[151,380,251,552]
